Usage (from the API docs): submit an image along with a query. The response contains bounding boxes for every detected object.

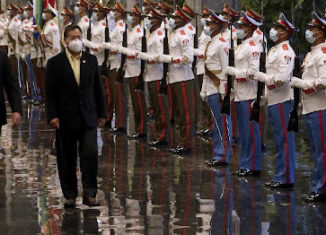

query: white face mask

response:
[17,14,22,20]
[142,6,146,13]
[91,12,98,22]
[127,14,133,24]
[144,17,152,29]
[6,10,11,16]
[269,28,278,42]
[236,28,246,39]
[305,29,316,44]
[58,14,64,21]
[109,11,115,19]
[23,11,28,18]
[68,38,83,53]
[168,18,176,29]
[42,12,47,20]
[74,6,79,14]
[201,18,206,27]
[203,25,212,36]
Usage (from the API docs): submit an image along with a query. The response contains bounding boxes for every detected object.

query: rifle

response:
[221,10,234,115]
[101,11,110,76]
[135,18,147,92]
[159,18,169,95]
[249,2,266,123]
[192,13,198,75]
[116,23,127,83]
[288,5,301,132]
[86,1,92,53]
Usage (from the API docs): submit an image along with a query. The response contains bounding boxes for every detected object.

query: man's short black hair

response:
[63,24,82,40]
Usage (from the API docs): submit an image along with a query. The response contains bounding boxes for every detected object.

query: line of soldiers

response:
[2,0,326,203]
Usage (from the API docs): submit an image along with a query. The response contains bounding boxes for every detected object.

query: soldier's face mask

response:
[168,18,176,29]
[269,28,278,42]
[201,17,207,26]
[203,25,212,36]
[109,11,115,20]
[42,12,47,20]
[305,28,317,44]
[127,14,133,24]
[23,11,28,18]
[144,17,152,29]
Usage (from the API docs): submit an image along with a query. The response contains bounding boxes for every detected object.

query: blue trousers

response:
[305,110,326,194]
[25,54,38,100]
[236,100,262,171]
[207,94,232,163]
[268,101,296,184]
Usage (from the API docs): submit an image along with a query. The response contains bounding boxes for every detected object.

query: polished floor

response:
[0,103,325,235]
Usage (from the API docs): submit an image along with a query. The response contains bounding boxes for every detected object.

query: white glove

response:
[101,42,114,51]
[224,66,236,76]
[158,54,172,63]
[253,71,275,85]
[290,77,314,89]
[314,78,326,90]
[200,92,207,102]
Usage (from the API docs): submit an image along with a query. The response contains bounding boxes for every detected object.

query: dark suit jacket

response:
[0,50,22,126]
[45,51,107,130]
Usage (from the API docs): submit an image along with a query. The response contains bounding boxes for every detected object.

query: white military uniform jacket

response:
[23,17,38,59]
[78,15,91,41]
[137,27,164,82]
[41,19,60,67]
[184,22,196,46]
[123,24,143,78]
[90,19,106,65]
[108,19,125,70]
[7,15,21,57]
[159,25,194,84]
[232,37,260,102]
[261,40,295,106]
[18,18,30,59]
[194,31,211,76]
[0,13,9,47]
[201,33,229,97]
[300,42,326,115]
[222,25,237,47]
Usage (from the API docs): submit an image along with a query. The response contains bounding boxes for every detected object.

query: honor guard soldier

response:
[195,7,212,136]
[157,0,173,29]
[59,7,74,48]
[223,11,262,176]
[102,1,126,132]
[290,12,326,202]
[156,6,195,154]
[75,0,94,43]
[181,3,196,46]
[41,5,61,68]
[200,10,232,166]
[119,5,147,138]
[221,3,238,46]
[7,4,21,80]
[137,7,169,147]
[252,13,296,188]
[0,10,9,53]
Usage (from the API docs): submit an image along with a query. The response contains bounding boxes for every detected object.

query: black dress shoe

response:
[105,121,111,128]
[148,140,168,147]
[232,169,247,175]
[265,180,275,187]
[202,129,212,136]
[109,127,126,133]
[64,199,76,208]
[128,133,146,139]
[302,192,326,202]
[270,182,294,189]
[205,159,228,167]
[83,197,100,207]
[244,170,261,176]
[169,146,192,154]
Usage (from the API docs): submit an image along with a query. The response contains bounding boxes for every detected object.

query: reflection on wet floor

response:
[0,104,326,235]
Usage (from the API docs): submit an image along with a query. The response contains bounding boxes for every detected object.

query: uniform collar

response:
[311,41,326,51]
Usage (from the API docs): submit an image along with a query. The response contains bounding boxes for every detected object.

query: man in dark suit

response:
[45,25,107,208]
[0,49,22,135]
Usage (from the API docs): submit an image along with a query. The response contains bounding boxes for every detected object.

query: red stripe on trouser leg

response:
[318,111,326,194]
[155,81,167,140]
[221,116,227,162]
[168,84,173,120]
[279,103,290,184]
[116,83,123,128]
[231,101,237,137]
[180,82,191,148]
[135,77,144,134]
[104,76,112,121]
[249,102,255,170]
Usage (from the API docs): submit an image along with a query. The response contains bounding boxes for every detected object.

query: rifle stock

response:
[86,6,92,53]
[221,23,234,115]
[287,54,301,132]
[116,24,127,83]
[135,26,147,92]
[159,26,169,95]
[101,15,109,76]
